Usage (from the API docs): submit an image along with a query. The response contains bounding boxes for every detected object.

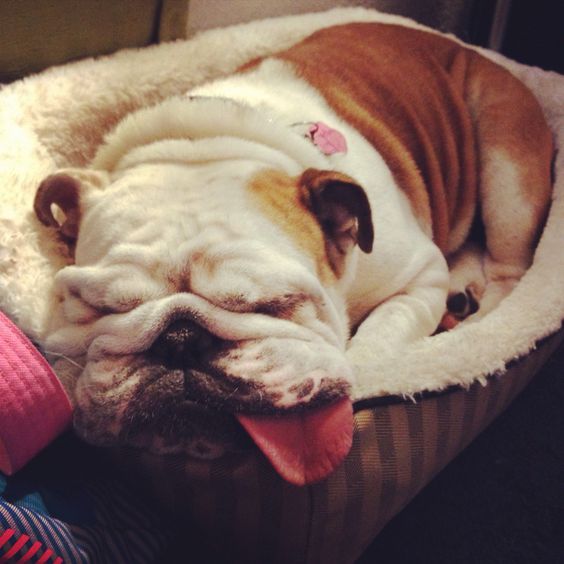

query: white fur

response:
[45,58,448,400]
[189,60,447,327]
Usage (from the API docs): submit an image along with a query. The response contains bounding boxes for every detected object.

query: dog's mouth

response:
[73,349,354,485]
[182,367,354,486]
[173,338,354,485]
[146,318,354,484]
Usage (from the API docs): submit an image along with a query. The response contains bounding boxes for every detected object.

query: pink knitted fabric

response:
[0,311,72,475]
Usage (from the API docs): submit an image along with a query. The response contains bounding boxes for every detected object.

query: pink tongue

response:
[236,398,353,485]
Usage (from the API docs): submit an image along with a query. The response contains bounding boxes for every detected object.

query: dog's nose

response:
[150,319,217,366]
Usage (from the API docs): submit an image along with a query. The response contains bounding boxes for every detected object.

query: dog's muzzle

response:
[54,293,355,485]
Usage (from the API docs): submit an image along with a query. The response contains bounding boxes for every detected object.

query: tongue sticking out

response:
[236,398,353,485]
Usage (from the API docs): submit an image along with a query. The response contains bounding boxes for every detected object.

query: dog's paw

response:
[438,286,481,331]
[439,243,486,330]
[447,286,481,318]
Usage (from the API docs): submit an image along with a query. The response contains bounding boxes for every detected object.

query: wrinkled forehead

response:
[75,162,327,273]
[67,163,322,303]
[76,162,263,263]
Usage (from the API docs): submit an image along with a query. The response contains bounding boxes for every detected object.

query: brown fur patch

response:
[272,22,481,254]
[270,23,553,255]
[465,51,553,213]
[247,169,335,283]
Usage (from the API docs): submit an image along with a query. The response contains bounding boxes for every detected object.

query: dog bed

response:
[1,7,563,563]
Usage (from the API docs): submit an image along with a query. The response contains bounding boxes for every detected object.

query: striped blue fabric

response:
[0,476,173,563]
[0,500,77,562]
[0,436,174,563]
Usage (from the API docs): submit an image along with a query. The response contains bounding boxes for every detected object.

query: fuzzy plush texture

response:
[1,7,563,401]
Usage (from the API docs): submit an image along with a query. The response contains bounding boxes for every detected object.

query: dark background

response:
[470,0,563,73]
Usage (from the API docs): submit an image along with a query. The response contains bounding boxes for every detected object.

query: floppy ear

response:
[34,170,108,244]
[299,168,374,259]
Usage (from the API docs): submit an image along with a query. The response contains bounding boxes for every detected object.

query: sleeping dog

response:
[34,23,553,485]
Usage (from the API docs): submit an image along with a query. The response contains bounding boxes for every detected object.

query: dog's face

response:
[35,158,373,482]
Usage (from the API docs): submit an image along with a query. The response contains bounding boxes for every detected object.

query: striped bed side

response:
[114,328,564,564]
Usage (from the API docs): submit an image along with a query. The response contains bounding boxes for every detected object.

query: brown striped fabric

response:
[113,328,563,564]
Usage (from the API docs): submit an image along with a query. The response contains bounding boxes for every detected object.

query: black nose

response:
[150,319,217,367]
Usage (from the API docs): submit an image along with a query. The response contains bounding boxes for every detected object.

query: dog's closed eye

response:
[218,293,307,318]
[253,294,308,318]
[55,262,168,323]
[60,285,143,323]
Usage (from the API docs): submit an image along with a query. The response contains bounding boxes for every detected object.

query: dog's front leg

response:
[346,251,449,365]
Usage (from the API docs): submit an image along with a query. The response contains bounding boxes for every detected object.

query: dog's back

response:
[273,23,553,260]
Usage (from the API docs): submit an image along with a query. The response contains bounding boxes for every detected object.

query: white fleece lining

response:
[0,7,562,400]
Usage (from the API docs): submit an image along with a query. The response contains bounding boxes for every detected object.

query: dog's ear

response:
[299,168,374,259]
[34,169,108,244]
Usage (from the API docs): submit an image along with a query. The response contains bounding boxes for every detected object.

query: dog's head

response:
[35,128,373,484]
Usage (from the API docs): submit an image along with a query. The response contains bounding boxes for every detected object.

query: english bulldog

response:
[34,23,553,485]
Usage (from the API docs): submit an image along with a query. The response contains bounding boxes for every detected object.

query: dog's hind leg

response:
[463,53,553,321]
